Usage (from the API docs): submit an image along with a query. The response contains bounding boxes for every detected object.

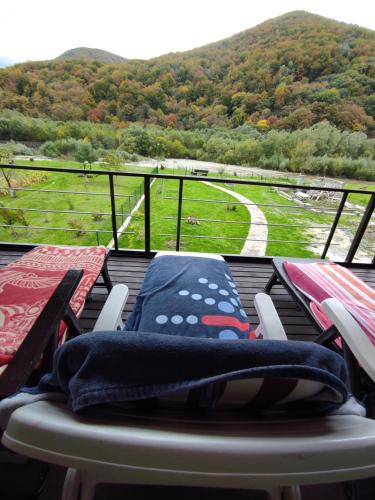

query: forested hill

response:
[56,47,127,63]
[1,11,374,134]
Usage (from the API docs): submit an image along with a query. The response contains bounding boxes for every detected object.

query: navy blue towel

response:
[37,331,349,415]
[125,255,253,339]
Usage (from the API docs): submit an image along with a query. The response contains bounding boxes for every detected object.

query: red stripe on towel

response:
[201,315,250,332]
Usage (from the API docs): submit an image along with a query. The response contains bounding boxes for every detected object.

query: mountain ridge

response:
[56,47,127,63]
[0,11,374,134]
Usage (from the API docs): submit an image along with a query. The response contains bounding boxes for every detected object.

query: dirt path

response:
[202,181,268,256]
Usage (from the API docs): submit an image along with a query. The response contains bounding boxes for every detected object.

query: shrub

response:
[92,212,104,221]
[68,218,85,237]
[226,204,237,211]
[0,206,28,236]
[8,142,34,156]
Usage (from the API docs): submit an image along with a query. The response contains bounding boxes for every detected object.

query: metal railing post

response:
[345,193,375,263]
[176,179,184,251]
[108,174,118,251]
[144,176,151,252]
[321,192,348,259]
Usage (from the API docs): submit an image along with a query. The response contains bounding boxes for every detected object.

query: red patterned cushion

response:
[0,245,107,366]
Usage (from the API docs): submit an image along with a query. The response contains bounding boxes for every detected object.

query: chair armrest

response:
[0,269,83,398]
[92,284,129,332]
[254,293,288,340]
[321,298,375,383]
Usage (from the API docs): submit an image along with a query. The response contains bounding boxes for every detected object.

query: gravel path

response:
[202,181,268,256]
[134,158,289,179]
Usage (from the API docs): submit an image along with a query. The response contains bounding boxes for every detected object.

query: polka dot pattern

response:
[198,278,208,284]
[230,298,238,307]
[171,315,183,324]
[156,315,168,324]
[208,283,218,290]
[191,294,202,301]
[218,301,235,313]
[219,289,229,296]
[205,298,215,305]
[219,329,239,339]
[179,290,189,296]
[186,315,198,324]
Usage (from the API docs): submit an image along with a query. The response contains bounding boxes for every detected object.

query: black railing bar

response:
[346,193,375,263]
[176,179,184,251]
[162,196,358,212]
[0,224,134,234]
[0,206,128,217]
[109,174,119,251]
[0,186,132,198]
[2,164,374,195]
[159,233,336,244]
[321,192,348,259]
[144,177,151,253]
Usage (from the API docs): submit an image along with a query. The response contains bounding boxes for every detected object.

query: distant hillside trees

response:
[0,12,374,135]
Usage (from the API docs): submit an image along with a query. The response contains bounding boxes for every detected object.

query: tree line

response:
[1,110,374,180]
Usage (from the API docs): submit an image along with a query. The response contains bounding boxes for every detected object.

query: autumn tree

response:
[290,140,316,173]
[0,146,16,197]
[74,142,98,168]
[103,151,123,169]
[74,142,98,190]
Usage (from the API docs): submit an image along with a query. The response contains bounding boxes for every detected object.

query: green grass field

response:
[0,161,152,246]
[119,178,249,253]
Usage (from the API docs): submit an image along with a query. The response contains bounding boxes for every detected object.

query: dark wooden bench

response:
[191,168,208,176]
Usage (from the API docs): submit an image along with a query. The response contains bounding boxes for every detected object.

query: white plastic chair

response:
[2,276,375,500]
[321,297,375,384]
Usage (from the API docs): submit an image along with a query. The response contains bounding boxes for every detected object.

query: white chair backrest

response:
[322,297,375,383]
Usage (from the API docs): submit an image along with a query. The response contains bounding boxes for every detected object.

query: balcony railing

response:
[0,163,374,264]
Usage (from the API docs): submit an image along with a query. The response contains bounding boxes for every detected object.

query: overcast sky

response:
[1,0,375,64]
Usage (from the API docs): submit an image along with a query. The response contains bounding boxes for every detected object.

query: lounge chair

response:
[2,253,375,500]
[0,245,113,396]
[264,257,375,399]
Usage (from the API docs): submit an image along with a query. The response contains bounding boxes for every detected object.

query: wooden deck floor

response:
[2,248,374,340]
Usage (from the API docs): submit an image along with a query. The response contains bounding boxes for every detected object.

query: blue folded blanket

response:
[125,255,253,339]
[36,331,349,416]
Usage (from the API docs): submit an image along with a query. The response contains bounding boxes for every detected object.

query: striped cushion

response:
[159,377,326,411]
[283,261,375,345]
